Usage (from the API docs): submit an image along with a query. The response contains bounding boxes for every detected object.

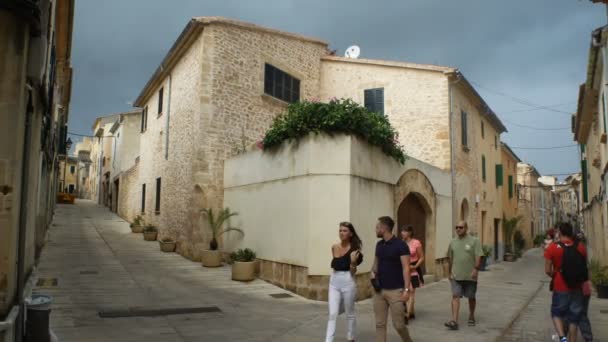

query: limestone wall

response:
[117,162,140,224]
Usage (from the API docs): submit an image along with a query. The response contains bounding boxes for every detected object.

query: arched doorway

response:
[398,193,428,257]
[460,198,469,222]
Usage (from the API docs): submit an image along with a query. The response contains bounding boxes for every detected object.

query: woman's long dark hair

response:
[340,221,362,251]
[398,225,414,239]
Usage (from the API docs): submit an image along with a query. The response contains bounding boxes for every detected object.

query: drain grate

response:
[99,306,221,318]
[80,270,98,275]
[600,310,608,314]
[36,278,58,287]
[506,282,523,286]
[270,293,293,299]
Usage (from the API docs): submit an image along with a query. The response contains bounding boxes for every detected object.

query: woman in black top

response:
[325,222,363,342]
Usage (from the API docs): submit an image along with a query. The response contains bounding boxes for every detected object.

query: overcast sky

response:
[68,0,607,178]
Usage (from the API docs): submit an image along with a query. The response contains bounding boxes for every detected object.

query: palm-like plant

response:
[201,208,243,250]
[503,215,522,254]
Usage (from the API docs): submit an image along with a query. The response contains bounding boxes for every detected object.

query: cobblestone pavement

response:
[34,200,608,341]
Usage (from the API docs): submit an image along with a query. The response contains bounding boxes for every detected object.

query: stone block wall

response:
[117,162,140,224]
[258,259,373,301]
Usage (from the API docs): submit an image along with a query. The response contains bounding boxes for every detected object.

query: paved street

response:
[35,200,608,341]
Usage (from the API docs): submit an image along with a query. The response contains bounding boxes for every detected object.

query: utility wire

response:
[470,81,573,116]
[68,131,115,138]
[503,119,570,131]
[510,144,577,150]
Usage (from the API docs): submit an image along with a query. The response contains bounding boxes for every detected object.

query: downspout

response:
[15,87,35,341]
[164,73,172,160]
[447,71,463,233]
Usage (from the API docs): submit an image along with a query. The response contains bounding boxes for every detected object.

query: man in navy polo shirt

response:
[371,216,413,342]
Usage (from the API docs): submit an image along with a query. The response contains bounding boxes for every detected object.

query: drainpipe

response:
[14,87,35,341]
[447,71,463,233]
[164,73,172,160]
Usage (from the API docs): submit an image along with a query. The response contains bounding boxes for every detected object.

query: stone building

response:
[91,114,120,207]
[119,16,508,298]
[573,25,608,264]
[0,0,75,340]
[58,156,78,193]
[500,143,521,257]
[73,139,93,199]
[554,174,582,225]
[517,162,551,247]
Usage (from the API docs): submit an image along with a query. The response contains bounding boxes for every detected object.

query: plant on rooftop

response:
[261,98,407,164]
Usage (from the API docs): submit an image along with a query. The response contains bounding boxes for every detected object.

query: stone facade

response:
[517,163,545,248]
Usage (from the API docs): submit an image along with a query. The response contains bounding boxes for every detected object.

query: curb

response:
[495,279,546,342]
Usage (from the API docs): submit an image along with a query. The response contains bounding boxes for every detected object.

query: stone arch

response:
[394,169,437,276]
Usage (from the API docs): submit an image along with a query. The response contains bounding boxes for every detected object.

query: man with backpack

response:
[544,222,589,342]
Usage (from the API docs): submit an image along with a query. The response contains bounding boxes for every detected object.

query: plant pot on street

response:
[143,231,157,241]
[504,253,516,262]
[597,284,608,299]
[479,256,488,271]
[159,240,176,252]
[131,224,143,233]
[201,249,222,267]
[232,261,256,281]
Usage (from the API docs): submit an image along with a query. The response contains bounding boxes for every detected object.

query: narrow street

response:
[36,201,607,342]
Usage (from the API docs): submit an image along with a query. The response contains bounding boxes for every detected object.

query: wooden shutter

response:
[508,175,513,198]
[581,159,588,203]
[155,178,161,213]
[461,111,468,147]
[364,89,374,112]
[495,164,503,187]
[158,87,164,115]
[141,184,146,213]
[374,88,384,115]
[482,155,486,182]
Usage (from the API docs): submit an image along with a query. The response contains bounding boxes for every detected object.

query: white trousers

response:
[325,271,357,342]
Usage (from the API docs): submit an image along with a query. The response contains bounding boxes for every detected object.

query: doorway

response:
[113,178,119,213]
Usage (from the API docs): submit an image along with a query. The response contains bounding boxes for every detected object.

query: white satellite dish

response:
[344,45,361,59]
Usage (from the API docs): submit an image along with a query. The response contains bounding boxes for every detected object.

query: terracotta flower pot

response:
[131,224,143,233]
[201,250,222,267]
[159,240,176,252]
[143,231,157,241]
[232,261,256,281]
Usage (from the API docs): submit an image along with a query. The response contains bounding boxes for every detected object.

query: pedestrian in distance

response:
[398,225,425,321]
[325,222,363,342]
[371,216,413,342]
[444,220,483,331]
[545,222,589,342]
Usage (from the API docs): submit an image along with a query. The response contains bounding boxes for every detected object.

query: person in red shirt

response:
[544,222,587,342]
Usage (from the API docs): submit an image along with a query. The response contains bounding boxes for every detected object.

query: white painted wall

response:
[224,133,452,276]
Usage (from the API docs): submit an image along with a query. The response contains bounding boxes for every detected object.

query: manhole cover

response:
[270,293,293,299]
[80,270,98,275]
[98,306,221,318]
[506,282,522,286]
[36,278,58,287]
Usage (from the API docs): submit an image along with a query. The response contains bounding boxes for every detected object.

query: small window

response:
[461,111,468,148]
[155,177,161,214]
[68,184,75,193]
[495,164,503,187]
[158,87,164,116]
[70,165,75,174]
[482,155,486,182]
[264,63,300,103]
[141,184,146,213]
[141,106,148,132]
[481,121,485,138]
[508,175,514,198]
[495,135,498,150]
[364,88,385,115]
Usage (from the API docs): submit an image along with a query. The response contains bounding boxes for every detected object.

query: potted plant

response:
[143,224,158,241]
[480,245,493,271]
[590,259,608,299]
[503,216,521,262]
[230,248,257,281]
[159,237,176,252]
[200,208,244,267]
[130,215,144,233]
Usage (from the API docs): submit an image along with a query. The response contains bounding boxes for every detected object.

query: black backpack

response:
[558,241,588,289]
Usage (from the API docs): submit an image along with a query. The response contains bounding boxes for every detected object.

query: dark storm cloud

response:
[68,0,606,176]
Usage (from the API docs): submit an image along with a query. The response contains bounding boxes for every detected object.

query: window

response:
[68,184,75,193]
[508,175,514,198]
[102,157,106,166]
[141,106,148,132]
[264,63,300,103]
[481,121,485,138]
[141,184,146,213]
[495,164,503,187]
[158,87,164,116]
[495,135,498,150]
[482,155,486,182]
[70,165,75,174]
[603,94,607,133]
[364,88,385,115]
[155,177,161,213]
[461,111,468,148]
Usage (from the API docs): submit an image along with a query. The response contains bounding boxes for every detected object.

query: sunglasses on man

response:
[455,226,465,230]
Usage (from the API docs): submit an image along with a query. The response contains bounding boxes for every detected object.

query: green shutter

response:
[495,164,503,187]
[482,155,486,182]
[508,175,513,198]
[582,159,589,203]
[461,111,468,147]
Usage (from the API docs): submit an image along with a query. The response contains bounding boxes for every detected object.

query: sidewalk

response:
[36,200,571,341]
